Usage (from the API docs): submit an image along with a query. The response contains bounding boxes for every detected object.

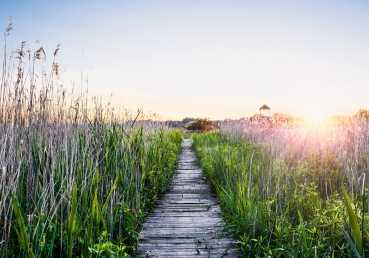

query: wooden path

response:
[137,139,238,257]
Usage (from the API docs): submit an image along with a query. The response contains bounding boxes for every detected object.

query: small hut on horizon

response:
[259,104,271,116]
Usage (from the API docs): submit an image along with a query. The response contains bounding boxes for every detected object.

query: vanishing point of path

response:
[137,139,238,257]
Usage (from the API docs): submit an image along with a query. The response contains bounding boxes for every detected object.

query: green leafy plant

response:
[11,193,35,258]
[341,183,363,257]
[89,231,131,257]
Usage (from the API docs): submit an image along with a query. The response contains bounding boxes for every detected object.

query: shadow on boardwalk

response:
[137,139,238,258]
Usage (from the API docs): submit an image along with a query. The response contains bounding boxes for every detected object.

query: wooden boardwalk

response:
[137,139,238,257]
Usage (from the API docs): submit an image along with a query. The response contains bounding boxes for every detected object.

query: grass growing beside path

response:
[0,28,183,257]
[2,123,182,257]
[192,131,368,257]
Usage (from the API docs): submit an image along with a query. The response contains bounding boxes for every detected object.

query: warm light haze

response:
[303,106,329,123]
[1,0,369,120]
[304,112,327,124]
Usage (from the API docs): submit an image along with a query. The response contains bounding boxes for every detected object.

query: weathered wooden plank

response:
[176,165,200,170]
[141,223,225,229]
[144,214,220,218]
[139,247,235,253]
[177,166,203,171]
[137,249,238,258]
[148,207,221,212]
[154,203,217,207]
[160,193,215,198]
[142,219,223,225]
[139,236,233,242]
[173,174,204,178]
[171,178,204,182]
[170,181,205,185]
[156,199,217,203]
[140,230,222,236]
[152,203,218,208]
[139,249,236,255]
[143,217,223,223]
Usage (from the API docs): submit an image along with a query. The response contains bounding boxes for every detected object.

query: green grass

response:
[192,131,368,257]
[2,124,182,257]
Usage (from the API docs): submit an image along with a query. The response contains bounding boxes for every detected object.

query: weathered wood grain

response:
[137,139,238,257]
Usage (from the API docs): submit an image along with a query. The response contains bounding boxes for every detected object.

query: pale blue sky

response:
[1,0,369,120]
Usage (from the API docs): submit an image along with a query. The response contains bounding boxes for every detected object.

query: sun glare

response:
[305,108,328,123]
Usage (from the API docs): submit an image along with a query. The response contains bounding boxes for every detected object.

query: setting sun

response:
[305,108,328,123]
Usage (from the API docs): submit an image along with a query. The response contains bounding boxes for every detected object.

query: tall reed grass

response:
[0,24,183,257]
[192,118,368,257]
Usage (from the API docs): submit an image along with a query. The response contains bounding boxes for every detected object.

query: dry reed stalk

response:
[1,167,5,185]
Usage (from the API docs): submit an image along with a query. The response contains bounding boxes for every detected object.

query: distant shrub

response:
[185,118,217,132]
[200,118,217,131]
[185,119,202,130]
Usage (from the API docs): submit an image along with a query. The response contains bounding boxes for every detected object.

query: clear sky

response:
[1,0,369,120]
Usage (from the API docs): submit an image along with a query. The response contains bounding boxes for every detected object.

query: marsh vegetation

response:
[0,24,183,257]
[192,117,369,257]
